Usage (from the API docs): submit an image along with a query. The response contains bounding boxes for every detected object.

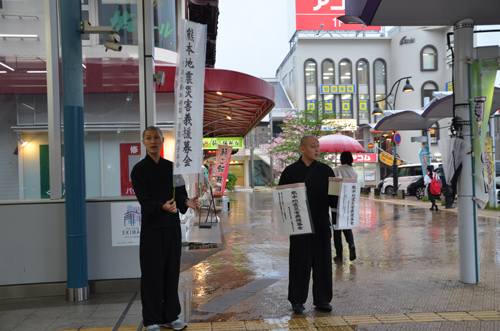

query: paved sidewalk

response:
[2,190,500,331]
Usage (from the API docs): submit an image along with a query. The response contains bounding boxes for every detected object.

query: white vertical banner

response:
[333,182,360,230]
[174,19,207,175]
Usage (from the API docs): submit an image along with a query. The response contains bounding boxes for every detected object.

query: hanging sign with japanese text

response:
[213,145,232,194]
[120,143,141,196]
[173,19,207,175]
[202,137,244,149]
[470,60,499,208]
[321,118,357,131]
[273,183,314,236]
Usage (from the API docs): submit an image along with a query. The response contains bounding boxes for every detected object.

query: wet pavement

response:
[2,190,500,330]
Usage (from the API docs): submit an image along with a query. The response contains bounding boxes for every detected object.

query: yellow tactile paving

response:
[309,317,348,327]
[374,314,414,324]
[468,311,500,320]
[316,327,354,331]
[245,320,282,330]
[341,315,381,325]
[437,312,478,321]
[268,317,314,329]
[406,313,446,323]
[211,321,247,331]
[118,327,140,331]
[186,322,213,331]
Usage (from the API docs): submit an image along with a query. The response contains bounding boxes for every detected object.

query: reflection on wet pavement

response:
[179,190,500,325]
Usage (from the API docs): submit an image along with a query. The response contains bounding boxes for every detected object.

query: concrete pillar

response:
[454,18,479,284]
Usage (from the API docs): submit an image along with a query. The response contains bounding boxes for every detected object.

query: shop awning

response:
[373,88,500,131]
[0,58,275,138]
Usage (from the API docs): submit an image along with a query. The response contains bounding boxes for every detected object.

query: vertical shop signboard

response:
[213,145,232,194]
[120,143,141,196]
[470,61,499,208]
[173,19,206,175]
[419,146,430,177]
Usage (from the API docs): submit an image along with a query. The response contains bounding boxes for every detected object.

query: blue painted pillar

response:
[59,0,89,301]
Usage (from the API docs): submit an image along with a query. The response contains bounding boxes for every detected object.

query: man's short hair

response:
[300,134,318,147]
[143,126,163,138]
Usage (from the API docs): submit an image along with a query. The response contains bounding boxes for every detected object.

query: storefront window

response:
[421,80,439,107]
[97,0,177,51]
[373,59,387,123]
[356,60,369,121]
[322,59,334,114]
[304,59,317,111]
[339,59,352,118]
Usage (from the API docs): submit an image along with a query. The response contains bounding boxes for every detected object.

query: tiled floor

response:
[2,191,500,331]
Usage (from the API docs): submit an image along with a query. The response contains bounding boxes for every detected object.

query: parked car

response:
[381,163,437,196]
[407,165,445,199]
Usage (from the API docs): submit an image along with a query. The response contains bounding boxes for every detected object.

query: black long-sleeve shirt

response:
[278,157,337,228]
[131,154,189,229]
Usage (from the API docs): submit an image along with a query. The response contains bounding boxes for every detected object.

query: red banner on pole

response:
[120,143,141,196]
[213,145,232,194]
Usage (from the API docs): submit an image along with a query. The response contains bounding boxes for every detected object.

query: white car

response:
[381,163,439,196]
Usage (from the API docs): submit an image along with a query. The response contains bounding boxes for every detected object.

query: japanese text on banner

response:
[173,19,207,175]
[213,145,232,194]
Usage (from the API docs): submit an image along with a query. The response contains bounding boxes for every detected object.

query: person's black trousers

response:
[288,227,332,305]
[140,225,182,327]
[333,229,354,258]
[445,195,454,208]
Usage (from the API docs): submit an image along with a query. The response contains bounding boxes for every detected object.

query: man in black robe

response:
[131,126,199,331]
[278,135,337,314]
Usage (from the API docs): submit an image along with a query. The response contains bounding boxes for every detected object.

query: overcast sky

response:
[215,0,291,79]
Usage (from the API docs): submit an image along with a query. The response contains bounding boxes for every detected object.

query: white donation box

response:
[328,177,360,230]
[273,183,314,236]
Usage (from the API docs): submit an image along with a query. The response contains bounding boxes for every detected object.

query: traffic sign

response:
[394,132,402,145]
[368,142,374,149]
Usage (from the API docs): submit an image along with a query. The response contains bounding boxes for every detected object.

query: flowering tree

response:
[268,103,344,172]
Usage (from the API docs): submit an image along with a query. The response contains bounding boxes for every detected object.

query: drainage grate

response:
[188,243,219,250]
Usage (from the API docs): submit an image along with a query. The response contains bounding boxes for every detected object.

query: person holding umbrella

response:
[332,151,357,262]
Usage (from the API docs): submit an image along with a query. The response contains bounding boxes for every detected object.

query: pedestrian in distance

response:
[332,151,357,262]
[278,135,337,314]
[424,164,441,211]
[131,126,200,331]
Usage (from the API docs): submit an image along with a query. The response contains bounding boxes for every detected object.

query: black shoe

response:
[430,207,434,210]
[349,245,356,261]
[435,207,439,211]
[292,303,305,314]
[333,256,343,262]
[313,302,332,312]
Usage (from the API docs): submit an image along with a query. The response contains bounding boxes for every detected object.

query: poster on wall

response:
[365,171,375,182]
[111,202,142,246]
[120,143,141,196]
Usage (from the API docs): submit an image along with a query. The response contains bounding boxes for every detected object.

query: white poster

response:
[173,19,207,175]
[365,170,375,182]
[111,202,142,246]
[334,182,360,230]
[273,184,313,236]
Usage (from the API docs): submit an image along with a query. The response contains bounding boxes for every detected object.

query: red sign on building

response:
[120,143,141,196]
[295,0,381,31]
[352,153,377,163]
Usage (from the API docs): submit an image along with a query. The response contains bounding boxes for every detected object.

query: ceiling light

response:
[0,61,15,71]
[216,91,222,95]
[27,71,47,74]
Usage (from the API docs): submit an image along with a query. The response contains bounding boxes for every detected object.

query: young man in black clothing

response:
[278,135,337,314]
[131,126,200,331]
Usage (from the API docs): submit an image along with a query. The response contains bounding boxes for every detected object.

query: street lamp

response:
[373,76,414,197]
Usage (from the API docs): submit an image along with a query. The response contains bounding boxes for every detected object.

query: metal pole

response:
[454,18,478,284]
[392,144,398,196]
[137,0,156,157]
[60,0,89,300]
[250,129,255,189]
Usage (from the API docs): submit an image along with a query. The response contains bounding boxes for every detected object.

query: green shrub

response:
[225,173,238,191]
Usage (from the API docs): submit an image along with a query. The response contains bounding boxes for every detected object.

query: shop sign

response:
[379,151,401,166]
[295,0,381,31]
[202,137,244,150]
[321,84,356,94]
[353,153,377,163]
[120,143,141,196]
[213,145,232,195]
[399,36,415,45]
[321,118,357,131]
